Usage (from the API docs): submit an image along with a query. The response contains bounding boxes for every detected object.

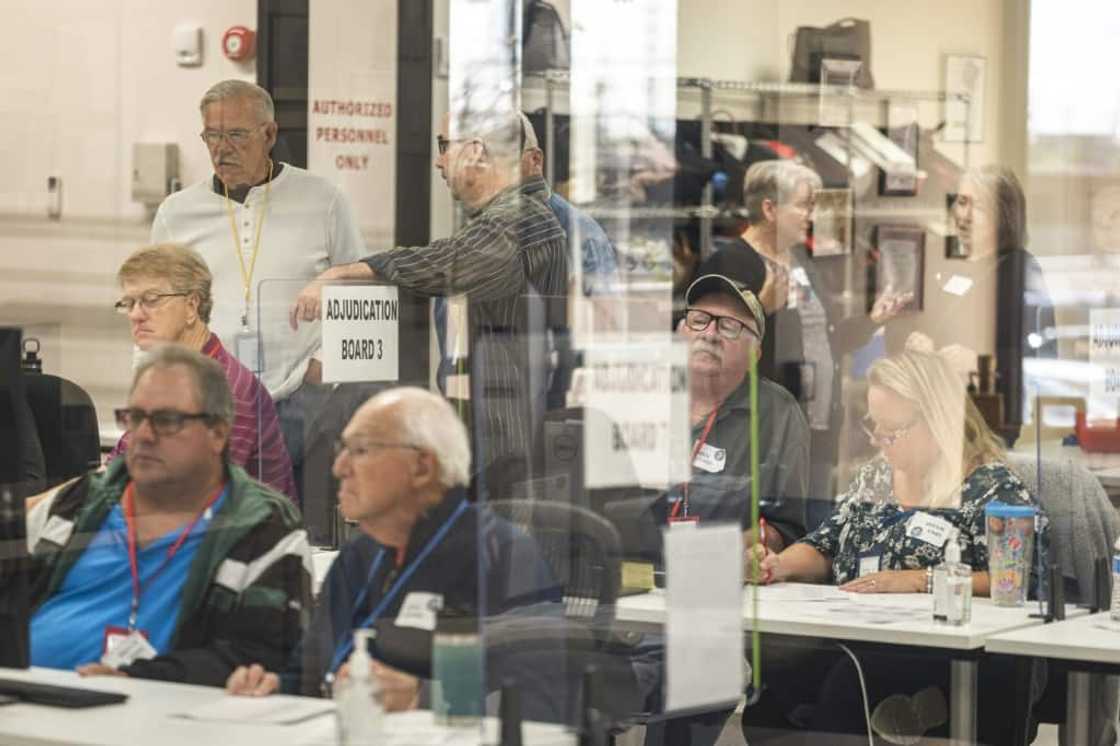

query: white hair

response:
[743,160,823,225]
[199,80,275,122]
[365,387,471,489]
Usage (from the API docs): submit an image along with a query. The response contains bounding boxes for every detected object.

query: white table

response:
[985,611,1120,745]
[615,584,1070,743]
[0,667,576,746]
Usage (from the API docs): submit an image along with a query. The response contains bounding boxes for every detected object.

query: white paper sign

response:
[321,285,400,383]
[583,343,689,488]
[665,524,743,712]
[1090,309,1120,401]
[308,0,397,246]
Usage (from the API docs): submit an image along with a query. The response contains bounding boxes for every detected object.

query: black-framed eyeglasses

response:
[333,438,423,460]
[860,413,921,447]
[199,124,264,147]
[113,292,189,315]
[684,308,759,341]
[115,407,215,436]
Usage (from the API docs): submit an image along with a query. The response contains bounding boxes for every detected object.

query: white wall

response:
[676,0,1008,166]
[0,0,256,433]
[0,0,256,220]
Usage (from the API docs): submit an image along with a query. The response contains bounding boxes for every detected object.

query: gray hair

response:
[131,345,234,426]
[366,387,471,489]
[199,80,275,122]
[743,160,823,225]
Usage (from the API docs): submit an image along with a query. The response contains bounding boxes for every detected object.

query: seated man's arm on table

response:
[744,387,812,555]
[118,515,312,686]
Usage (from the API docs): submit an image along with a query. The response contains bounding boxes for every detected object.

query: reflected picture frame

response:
[944,192,970,259]
[878,100,920,197]
[869,224,925,313]
[943,54,986,144]
[811,188,853,257]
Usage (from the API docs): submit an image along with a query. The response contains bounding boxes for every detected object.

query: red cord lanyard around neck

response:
[122,482,224,630]
[671,409,718,520]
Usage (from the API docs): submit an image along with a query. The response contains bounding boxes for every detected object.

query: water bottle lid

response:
[984,501,1037,518]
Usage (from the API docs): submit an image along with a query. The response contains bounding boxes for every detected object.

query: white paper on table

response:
[172,695,336,725]
[753,583,852,603]
[664,524,743,712]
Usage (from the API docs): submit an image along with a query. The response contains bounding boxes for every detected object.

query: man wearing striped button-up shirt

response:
[291,111,568,499]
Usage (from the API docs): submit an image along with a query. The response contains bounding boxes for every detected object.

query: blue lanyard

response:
[326,498,470,675]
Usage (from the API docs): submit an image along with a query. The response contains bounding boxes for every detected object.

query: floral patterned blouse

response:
[800,458,1048,589]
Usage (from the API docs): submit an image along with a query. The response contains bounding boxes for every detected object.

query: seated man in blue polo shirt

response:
[26,345,309,685]
[226,387,560,712]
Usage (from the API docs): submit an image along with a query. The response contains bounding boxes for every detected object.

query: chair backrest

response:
[485,500,622,631]
[1007,453,1120,602]
[23,373,100,486]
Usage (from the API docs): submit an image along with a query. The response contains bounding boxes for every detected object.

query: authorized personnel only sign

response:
[584,342,690,489]
[321,285,399,383]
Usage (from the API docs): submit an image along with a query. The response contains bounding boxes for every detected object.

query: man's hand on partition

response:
[290,273,330,330]
[839,569,925,594]
[225,663,280,696]
[76,663,127,678]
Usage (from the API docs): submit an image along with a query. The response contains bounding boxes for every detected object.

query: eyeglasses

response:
[860,413,921,447]
[114,292,189,314]
[199,125,263,147]
[684,308,759,341]
[333,438,422,460]
[115,407,215,436]
[436,135,480,155]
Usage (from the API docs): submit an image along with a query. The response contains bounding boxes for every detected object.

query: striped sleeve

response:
[365,212,526,300]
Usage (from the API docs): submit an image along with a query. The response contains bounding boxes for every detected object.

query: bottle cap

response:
[945,536,961,564]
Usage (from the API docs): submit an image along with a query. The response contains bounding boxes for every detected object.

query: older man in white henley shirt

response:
[149,79,365,499]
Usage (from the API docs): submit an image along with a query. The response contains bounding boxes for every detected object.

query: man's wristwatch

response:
[925,566,934,593]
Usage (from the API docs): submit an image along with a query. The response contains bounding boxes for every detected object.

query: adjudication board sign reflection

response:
[584,342,689,489]
[321,285,399,383]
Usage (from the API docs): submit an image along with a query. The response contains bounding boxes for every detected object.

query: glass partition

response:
[5,1,1120,745]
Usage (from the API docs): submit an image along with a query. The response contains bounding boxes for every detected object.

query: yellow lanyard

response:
[223,159,272,329]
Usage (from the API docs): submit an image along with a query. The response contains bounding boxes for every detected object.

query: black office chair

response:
[486,500,622,632]
[23,371,100,487]
[483,500,642,734]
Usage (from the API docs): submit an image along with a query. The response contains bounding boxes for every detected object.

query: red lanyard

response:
[671,409,718,520]
[122,482,224,630]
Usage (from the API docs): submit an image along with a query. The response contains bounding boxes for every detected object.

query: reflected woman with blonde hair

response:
[753,346,1045,595]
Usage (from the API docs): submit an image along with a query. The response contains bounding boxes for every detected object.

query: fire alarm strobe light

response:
[222,26,256,62]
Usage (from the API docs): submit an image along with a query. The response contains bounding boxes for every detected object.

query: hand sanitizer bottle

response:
[335,629,383,745]
[933,536,972,625]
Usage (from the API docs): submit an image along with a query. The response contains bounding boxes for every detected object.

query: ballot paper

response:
[173,695,336,725]
[752,583,852,603]
[664,524,743,712]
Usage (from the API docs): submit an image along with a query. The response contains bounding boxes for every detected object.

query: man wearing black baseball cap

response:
[635,246,811,746]
[667,245,809,551]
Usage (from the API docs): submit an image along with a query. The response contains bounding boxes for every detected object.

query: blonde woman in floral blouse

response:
[743,347,1049,744]
[755,347,1047,595]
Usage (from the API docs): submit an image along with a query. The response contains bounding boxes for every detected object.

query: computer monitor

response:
[0,327,31,668]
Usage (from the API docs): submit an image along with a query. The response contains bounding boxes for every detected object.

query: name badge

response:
[235,330,261,372]
[395,591,444,632]
[858,553,881,578]
[693,443,727,473]
[905,512,954,547]
[101,626,157,669]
